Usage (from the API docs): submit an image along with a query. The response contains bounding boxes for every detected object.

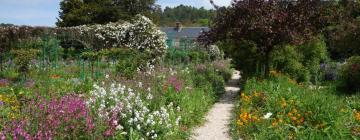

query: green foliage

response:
[160,5,213,26]
[10,49,40,74]
[325,1,360,60]
[218,40,263,78]
[271,45,309,82]
[338,56,360,93]
[165,47,210,64]
[57,0,158,27]
[271,38,329,83]
[115,50,150,79]
[192,64,226,98]
[41,37,63,62]
[0,69,19,80]
[81,51,100,62]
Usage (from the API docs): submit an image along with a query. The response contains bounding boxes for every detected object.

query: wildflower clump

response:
[0,94,20,120]
[237,110,260,127]
[1,94,95,139]
[87,82,182,139]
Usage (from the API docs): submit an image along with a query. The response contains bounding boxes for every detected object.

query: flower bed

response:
[232,73,360,139]
[0,58,232,139]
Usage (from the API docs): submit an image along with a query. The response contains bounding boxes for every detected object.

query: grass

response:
[231,73,360,139]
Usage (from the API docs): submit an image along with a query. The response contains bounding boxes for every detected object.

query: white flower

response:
[116,125,123,130]
[263,112,273,119]
[105,74,109,79]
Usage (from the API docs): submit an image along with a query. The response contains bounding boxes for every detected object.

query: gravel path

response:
[192,71,241,140]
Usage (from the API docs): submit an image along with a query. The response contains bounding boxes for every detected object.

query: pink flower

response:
[167,75,184,92]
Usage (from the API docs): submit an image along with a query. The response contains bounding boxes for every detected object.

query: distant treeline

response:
[159,5,214,27]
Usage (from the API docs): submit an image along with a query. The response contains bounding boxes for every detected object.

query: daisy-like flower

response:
[263,112,273,119]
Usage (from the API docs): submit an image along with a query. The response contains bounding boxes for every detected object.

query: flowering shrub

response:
[60,15,167,63]
[207,45,223,60]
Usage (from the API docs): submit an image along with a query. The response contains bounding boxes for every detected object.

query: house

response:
[160,23,209,48]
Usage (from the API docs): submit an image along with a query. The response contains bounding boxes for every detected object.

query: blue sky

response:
[0,0,231,27]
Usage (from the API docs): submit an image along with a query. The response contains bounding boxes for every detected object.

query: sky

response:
[0,0,231,27]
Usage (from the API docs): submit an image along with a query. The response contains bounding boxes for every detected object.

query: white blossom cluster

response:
[208,45,222,59]
[87,81,181,139]
[60,15,168,62]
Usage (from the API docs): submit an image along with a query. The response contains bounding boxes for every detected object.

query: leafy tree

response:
[57,0,158,27]
[159,5,214,26]
[325,0,360,60]
[115,0,157,17]
[199,0,329,77]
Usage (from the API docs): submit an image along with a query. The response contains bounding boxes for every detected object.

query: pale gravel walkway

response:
[192,71,241,140]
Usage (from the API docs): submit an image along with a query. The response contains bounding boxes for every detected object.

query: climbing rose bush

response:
[60,15,168,63]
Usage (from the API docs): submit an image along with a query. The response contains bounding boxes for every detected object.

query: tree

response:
[199,0,328,77]
[57,0,158,27]
[325,0,360,60]
[115,0,157,17]
[159,5,214,26]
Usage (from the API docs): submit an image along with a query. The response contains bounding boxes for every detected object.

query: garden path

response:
[192,70,241,140]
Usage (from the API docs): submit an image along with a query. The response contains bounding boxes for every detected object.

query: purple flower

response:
[0,101,3,106]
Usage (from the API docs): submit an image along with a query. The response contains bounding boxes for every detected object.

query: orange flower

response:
[354,110,360,121]
[50,74,61,79]
[237,111,260,127]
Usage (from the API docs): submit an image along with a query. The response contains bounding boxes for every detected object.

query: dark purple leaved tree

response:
[200,0,330,77]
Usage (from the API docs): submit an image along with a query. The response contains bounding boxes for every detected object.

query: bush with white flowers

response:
[60,15,168,62]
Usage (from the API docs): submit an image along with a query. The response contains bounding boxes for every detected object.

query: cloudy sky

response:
[0,0,231,26]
